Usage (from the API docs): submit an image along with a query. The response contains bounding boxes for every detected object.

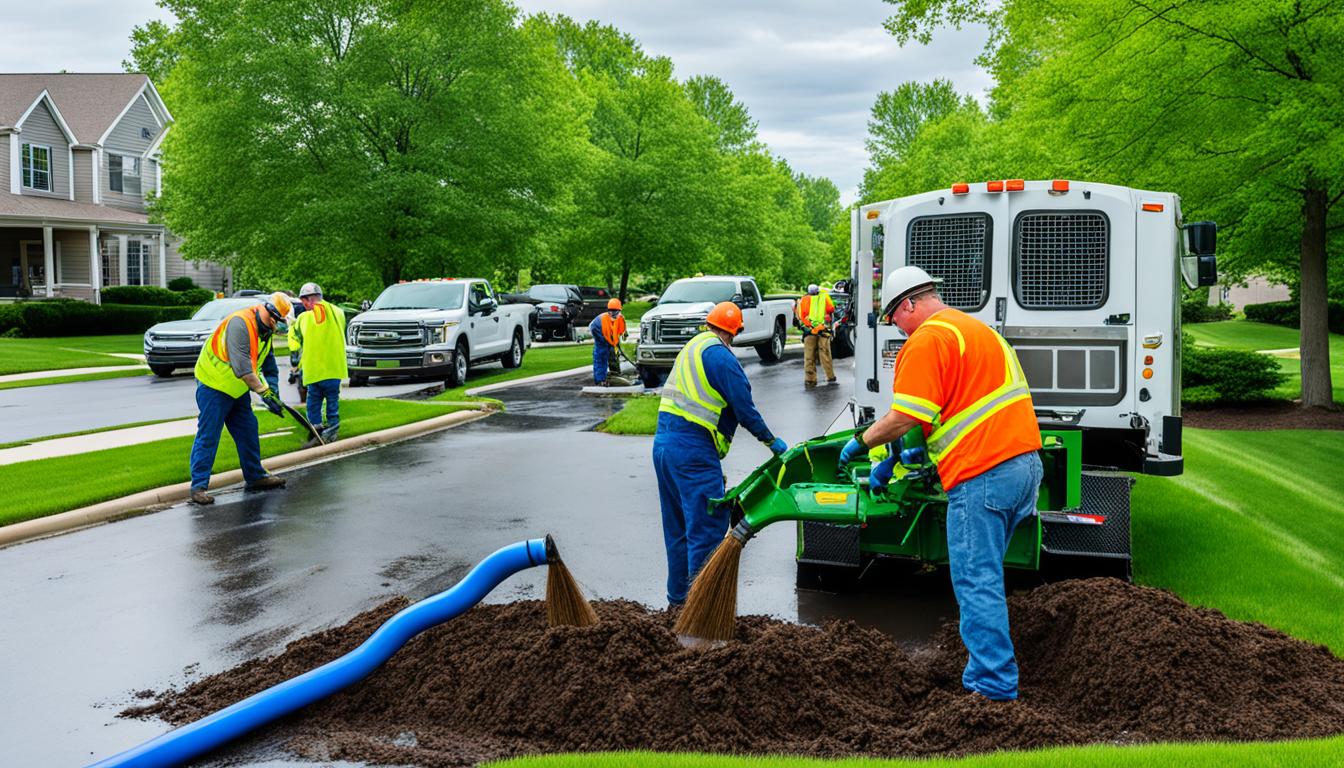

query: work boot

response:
[246,475,287,492]
[190,489,214,505]
[804,381,816,388]
[827,377,837,384]
[320,424,339,442]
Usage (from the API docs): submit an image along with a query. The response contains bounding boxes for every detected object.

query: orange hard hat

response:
[706,301,744,336]
[607,298,622,310]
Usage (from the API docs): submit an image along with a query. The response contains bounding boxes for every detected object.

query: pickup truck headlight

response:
[426,321,459,345]
[193,332,211,342]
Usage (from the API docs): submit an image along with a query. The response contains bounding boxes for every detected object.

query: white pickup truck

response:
[635,275,795,387]
[346,278,533,387]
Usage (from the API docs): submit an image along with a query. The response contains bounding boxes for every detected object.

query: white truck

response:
[635,275,795,387]
[346,278,534,387]
[848,179,1217,567]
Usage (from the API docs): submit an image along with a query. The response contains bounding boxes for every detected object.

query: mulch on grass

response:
[1184,402,1344,430]
[127,579,1344,767]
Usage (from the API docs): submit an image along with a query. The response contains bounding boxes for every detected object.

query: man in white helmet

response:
[289,282,347,444]
[796,283,836,387]
[837,265,1042,702]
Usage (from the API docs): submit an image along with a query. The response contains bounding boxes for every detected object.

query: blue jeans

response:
[652,433,727,605]
[592,340,612,383]
[306,378,340,429]
[190,383,266,491]
[945,450,1043,700]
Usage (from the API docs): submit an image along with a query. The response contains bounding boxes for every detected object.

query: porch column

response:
[117,235,128,286]
[158,233,167,288]
[42,226,55,297]
[89,226,102,304]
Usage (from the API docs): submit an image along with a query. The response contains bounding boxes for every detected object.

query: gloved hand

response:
[838,436,865,468]
[768,437,788,456]
[258,389,284,417]
[868,455,897,493]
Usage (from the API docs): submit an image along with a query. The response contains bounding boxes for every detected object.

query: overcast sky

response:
[2,0,991,204]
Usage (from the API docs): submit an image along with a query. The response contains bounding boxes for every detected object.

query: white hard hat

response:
[807,283,820,295]
[299,282,322,298]
[881,266,938,317]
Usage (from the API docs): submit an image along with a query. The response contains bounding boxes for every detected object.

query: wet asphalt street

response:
[0,347,957,767]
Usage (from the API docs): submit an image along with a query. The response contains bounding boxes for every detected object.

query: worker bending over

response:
[289,282,347,443]
[839,266,1041,701]
[654,301,788,607]
[189,292,294,505]
[589,298,626,386]
[797,283,836,387]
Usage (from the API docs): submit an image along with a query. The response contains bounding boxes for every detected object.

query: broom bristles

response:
[546,559,599,627]
[673,535,744,643]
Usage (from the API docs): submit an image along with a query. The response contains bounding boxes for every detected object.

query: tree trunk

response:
[1299,176,1335,409]
[618,257,631,304]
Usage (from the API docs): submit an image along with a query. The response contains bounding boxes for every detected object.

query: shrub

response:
[0,299,193,337]
[1182,334,1286,404]
[102,285,186,306]
[1243,300,1344,334]
[1180,289,1233,324]
[178,287,216,306]
[168,277,198,291]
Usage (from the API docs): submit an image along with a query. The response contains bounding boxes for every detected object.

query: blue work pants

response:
[306,379,340,429]
[652,433,727,605]
[945,450,1043,700]
[592,339,612,384]
[190,383,266,491]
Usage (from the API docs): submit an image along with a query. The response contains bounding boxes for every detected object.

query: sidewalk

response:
[0,364,147,384]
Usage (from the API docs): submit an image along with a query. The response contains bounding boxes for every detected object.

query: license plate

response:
[375,359,400,369]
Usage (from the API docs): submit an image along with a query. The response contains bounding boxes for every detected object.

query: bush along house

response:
[0,73,229,303]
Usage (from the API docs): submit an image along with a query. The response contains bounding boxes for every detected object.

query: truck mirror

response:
[731,293,746,306]
[1185,221,1216,255]
[1180,221,1218,289]
[1196,255,1218,287]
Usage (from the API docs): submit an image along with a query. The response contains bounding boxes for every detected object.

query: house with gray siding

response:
[0,73,230,302]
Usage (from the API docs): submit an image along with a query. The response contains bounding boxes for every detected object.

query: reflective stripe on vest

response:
[195,308,271,397]
[925,330,1030,460]
[659,331,732,457]
[807,292,829,327]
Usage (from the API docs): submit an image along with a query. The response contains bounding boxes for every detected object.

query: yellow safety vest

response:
[195,308,273,398]
[289,300,348,383]
[659,331,732,458]
[798,290,831,330]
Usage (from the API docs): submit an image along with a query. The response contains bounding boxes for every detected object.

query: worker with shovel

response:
[289,282,347,445]
[838,266,1041,701]
[188,292,294,505]
[589,298,626,386]
[797,283,836,387]
[654,301,788,608]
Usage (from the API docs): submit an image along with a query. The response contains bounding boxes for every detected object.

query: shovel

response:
[280,401,326,446]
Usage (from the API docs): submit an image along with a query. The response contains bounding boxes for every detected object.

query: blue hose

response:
[89,536,553,768]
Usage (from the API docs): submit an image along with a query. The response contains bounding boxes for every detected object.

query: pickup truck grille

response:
[655,317,703,344]
[355,322,424,348]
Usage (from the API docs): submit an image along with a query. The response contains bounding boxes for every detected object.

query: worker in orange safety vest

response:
[588,298,627,386]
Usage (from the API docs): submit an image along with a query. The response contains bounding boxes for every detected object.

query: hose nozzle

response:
[729,520,755,545]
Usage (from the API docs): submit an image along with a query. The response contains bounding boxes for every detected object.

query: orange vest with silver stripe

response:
[195,308,272,397]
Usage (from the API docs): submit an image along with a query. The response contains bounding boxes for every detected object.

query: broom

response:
[546,557,599,627]
[673,521,754,643]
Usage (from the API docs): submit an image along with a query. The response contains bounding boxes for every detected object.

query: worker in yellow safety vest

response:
[189,292,294,505]
[652,301,788,607]
[290,282,348,444]
[797,283,836,387]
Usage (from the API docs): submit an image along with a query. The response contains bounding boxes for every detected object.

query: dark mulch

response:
[1183,401,1344,430]
[125,579,1344,767]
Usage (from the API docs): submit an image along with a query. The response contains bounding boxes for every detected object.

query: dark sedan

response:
[143,297,270,377]
[526,284,584,341]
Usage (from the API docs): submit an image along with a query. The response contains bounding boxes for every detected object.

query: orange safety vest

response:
[601,313,626,347]
[888,308,1041,490]
[195,307,271,397]
[209,308,263,369]
[797,294,833,331]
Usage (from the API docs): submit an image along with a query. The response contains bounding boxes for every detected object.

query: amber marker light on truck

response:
[951,183,970,194]
[865,210,880,219]
[1142,202,1164,212]
[986,180,1004,192]
[1006,179,1025,191]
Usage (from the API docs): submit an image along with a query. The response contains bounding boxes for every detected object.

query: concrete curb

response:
[465,366,592,395]
[0,406,492,549]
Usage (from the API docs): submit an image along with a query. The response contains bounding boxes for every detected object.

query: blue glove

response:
[259,389,284,417]
[868,455,897,493]
[838,436,865,468]
[768,437,788,456]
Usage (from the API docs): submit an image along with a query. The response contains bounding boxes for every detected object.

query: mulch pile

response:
[127,579,1344,766]
[1183,401,1344,430]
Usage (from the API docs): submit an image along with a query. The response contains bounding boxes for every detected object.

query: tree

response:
[865,79,964,167]
[684,75,759,154]
[793,172,842,241]
[882,0,1344,408]
[123,20,180,86]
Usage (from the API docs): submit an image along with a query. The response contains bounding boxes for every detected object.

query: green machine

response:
[713,428,1088,582]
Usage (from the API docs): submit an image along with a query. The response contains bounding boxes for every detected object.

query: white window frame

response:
[109,152,142,196]
[21,143,52,192]
[125,238,150,286]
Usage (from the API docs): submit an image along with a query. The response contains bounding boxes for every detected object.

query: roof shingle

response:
[0,73,153,144]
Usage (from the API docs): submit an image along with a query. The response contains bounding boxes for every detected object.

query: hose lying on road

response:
[88,536,560,768]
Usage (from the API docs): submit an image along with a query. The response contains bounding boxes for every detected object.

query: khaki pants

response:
[803,333,834,384]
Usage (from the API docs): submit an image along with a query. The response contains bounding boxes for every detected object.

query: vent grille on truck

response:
[1015,212,1109,309]
[906,214,990,310]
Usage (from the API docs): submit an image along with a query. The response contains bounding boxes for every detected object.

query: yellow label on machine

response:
[813,492,851,505]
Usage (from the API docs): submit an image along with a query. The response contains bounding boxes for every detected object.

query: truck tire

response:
[150,364,175,378]
[349,374,368,388]
[446,340,469,388]
[755,320,785,363]
[831,323,855,359]
[501,330,525,369]
[637,364,664,389]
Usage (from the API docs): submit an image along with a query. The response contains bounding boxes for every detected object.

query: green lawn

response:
[1186,320,1344,402]
[0,367,148,390]
[597,395,660,434]
[433,344,594,401]
[0,335,141,374]
[0,398,471,527]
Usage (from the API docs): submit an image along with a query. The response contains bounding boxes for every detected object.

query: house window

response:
[109,154,142,196]
[21,144,52,191]
[126,239,149,285]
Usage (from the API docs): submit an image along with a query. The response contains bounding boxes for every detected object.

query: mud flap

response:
[1040,471,1132,560]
